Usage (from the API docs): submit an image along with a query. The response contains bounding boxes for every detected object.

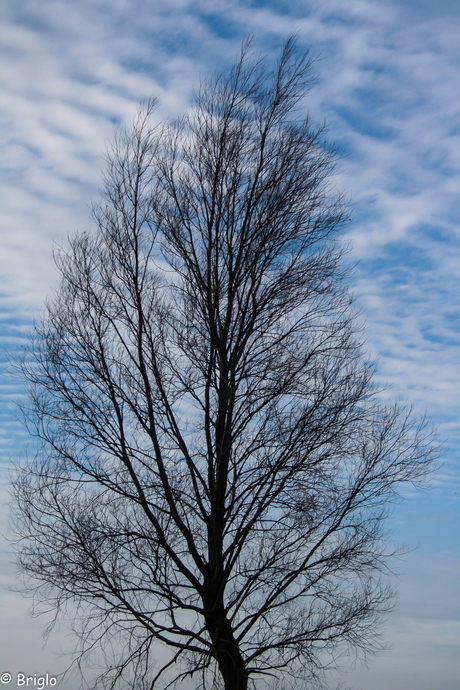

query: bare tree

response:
[11,38,435,690]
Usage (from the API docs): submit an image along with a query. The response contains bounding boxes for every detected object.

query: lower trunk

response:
[205,603,248,690]
[215,636,248,690]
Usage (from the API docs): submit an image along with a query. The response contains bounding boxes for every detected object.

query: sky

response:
[0,1,458,689]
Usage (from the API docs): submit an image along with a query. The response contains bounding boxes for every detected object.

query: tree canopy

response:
[12,38,435,690]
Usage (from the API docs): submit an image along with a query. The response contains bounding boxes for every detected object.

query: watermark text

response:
[0,674,57,688]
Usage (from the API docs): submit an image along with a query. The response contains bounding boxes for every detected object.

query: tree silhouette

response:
[12,38,435,690]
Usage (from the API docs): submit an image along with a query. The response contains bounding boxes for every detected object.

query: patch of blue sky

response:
[393,0,460,20]
[0,357,30,472]
[199,11,245,41]
[392,486,459,537]
[320,9,370,30]
[364,240,437,273]
[241,0,306,16]
[448,118,460,137]
[417,221,459,247]
[420,322,459,347]
[347,191,382,223]
[419,145,459,179]
[333,104,398,142]
[4,1,53,36]
[387,171,448,200]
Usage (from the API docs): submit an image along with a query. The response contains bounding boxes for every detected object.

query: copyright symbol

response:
[0,674,11,684]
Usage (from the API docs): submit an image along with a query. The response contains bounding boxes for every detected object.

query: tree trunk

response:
[204,599,248,690]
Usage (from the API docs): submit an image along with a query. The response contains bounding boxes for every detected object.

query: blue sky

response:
[0,1,458,689]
